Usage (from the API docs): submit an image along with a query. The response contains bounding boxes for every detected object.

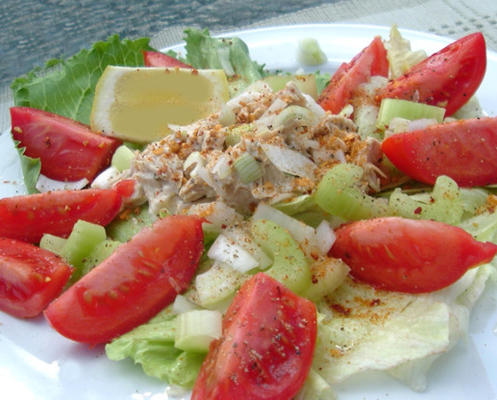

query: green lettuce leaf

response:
[184,28,266,90]
[12,137,41,194]
[314,72,331,95]
[105,308,204,388]
[11,35,153,125]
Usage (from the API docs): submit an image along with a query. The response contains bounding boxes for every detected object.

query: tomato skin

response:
[192,272,317,400]
[0,238,72,318]
[10,106,121,182]
[0,189,122,243]
[143,51,192,68]
[318,36,388,114]
[377,32,486,116]
[329,217,497,293]
[381,117,497,187]
[113,179,136,199]
[44,215,204,344]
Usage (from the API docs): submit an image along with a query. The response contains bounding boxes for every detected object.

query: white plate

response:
[1,24,496,400]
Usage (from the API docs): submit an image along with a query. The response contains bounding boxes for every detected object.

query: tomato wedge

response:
[329,217,497,293]
[143,51,193,68]
[11,106,121,182]
[0,188,122,243]
[318,36,388,114]
[0,238,72,318]
[44,215,203,344]
[192,272,317,400]
[377,32,486,116]
[381,117,497,186]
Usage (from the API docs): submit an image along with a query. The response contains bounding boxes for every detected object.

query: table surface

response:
[0,0,336,89]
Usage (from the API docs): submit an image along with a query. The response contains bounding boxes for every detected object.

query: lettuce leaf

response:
[105,308,204,388]
[11,35,153,126]
[313,279,451,384]
[314,72,331,95]
[184,28,266,86]
[12,137,41,194]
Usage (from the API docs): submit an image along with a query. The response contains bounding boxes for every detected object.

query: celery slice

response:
[274,105,318,131]
[297,38,328,66]
[224,123,254,146]
[194,262,247,308]
[303,257,349,302]
[233,153,262,184]
[273,194,316,215]
[111,145,135,172]
[80,239,121,276]
[314,163,388,221]
[389,175,463,225]
[376,98,445,130]
[107,204,155,242]
[39,234,67,256]
[250,219,311,294]
[175,310,222,353]
[62,220,107,283]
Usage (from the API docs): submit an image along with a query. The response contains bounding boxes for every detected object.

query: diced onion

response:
[261,143,316,179]
[36,174,89,192]
[407,118,439,132]
[315,220,336,255]
[91,166,122,189]
[208,234,259,273]
[224,227,272,269]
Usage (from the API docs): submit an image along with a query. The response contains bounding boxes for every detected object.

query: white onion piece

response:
[252,203,317,256]
[315,220,336,255]
[208,234,259,273]
[224,227,272,269]
[36,174,89,192]
[335,149,346,163]
[183,151,205,173]
[186,201,243,233]
[303,93,326,118]
[211,154,232,180]
[261,143,316,179]
[172,295,199,314]
[407,118,438,132]
[91,166,122,189]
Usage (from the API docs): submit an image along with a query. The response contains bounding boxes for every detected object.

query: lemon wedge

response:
[90,66,229,143]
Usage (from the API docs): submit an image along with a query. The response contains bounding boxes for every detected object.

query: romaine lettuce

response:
[105,307,204,388]
[11,35,153,126]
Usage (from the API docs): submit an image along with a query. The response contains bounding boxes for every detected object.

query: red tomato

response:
[329,217,497,293]
[0,189,122,243]
[11,106,121,182]
[0,238,72,318]
[113,179,136,199]
[143,51,193,68]
[377,32,486,116]
[44,215,204,344]
[381,117,497,186]
[192,273,317,400]
[318,36,388,114]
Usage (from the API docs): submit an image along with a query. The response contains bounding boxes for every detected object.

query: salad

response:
[1,24,497,400]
